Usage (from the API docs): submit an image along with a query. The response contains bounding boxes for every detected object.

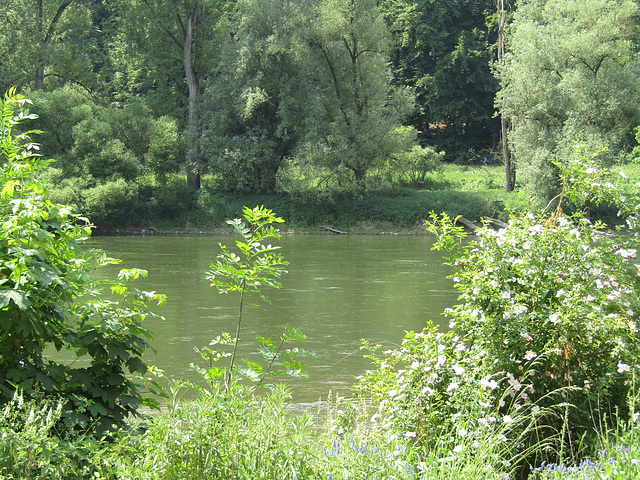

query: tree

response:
[311,0,415,190]
[0,0,98,92]
[200,0,316,192]
[379,0,498,163]
[496,0,640,203]
[117,0,232,190]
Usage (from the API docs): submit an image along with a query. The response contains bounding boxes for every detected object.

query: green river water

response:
[84,234,458,407]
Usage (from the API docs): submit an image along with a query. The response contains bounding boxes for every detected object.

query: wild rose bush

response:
[357,325,498,450]
[356,151,640,470]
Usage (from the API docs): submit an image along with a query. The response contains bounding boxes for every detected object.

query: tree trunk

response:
[35,0,44,90]
[498,0,513,192]
[34,0,74,90]
[177,9,202,190]
[354,166,366,191]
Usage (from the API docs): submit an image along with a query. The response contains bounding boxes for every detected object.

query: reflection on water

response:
[69,234,459,405]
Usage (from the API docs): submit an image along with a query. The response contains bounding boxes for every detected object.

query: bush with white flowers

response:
[356,148,640,471]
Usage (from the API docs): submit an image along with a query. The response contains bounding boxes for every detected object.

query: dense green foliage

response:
[380,0,499,162]
[0,89,164,436]
[3,0,640,227]
[497,0,640,204]
[0,0,504,228]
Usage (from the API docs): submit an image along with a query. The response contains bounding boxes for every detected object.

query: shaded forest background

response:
[2,0,639,229]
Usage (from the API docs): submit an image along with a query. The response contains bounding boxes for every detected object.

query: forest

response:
[4,0,639,229]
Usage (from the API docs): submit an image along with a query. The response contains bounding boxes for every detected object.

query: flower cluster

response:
[425,153,640,467]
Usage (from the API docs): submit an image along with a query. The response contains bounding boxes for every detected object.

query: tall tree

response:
[496,0,640,203]
[200,0,316,192]
[497,0,514,192]
[379,0,498,163]
[311,0,415,190]
[117,0,232,189]
[0,0,96,92]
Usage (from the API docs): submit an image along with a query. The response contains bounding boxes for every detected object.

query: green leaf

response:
[0,289,30,309]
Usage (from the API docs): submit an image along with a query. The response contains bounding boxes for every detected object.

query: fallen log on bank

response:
[482,216,509,229]
[322,226,348,234]
[456,217,480,232]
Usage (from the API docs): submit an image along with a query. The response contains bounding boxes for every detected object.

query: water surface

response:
[85,234,458,405]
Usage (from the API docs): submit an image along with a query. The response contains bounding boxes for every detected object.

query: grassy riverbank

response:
[92,164,512,234]
[91,163,640,234]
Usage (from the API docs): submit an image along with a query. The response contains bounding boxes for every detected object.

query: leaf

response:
[0,289,30,310]
[1,180,17,199]
[88,403,109,417]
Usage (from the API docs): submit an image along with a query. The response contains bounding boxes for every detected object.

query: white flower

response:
[447,382,459,392]
[514,304,528,315]
[503,415,513,423]
[453,445,464,454]
[524,351,537,361]
[620,171,629,179]
[480,378,499,390]
[458,427,468,437]
[388,389,397,397]
[618,362,631,373]
[520,331,533,341]
[501,291,511,300]
[410,361,420,370]
[586,167,597,174]
[405,431,416,438]
[453,364,466,376]
[556,289,566,297]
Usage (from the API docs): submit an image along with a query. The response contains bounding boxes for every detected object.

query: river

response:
[83,234,459,406]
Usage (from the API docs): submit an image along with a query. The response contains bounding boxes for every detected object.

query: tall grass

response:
[4,379,640,479]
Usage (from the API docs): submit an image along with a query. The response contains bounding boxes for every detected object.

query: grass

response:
[4,380,640,479]
[140,162,639,233]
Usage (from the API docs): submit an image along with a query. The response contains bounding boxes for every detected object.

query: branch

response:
[43,0,73,46]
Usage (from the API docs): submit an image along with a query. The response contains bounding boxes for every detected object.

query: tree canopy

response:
[496,0,640,202]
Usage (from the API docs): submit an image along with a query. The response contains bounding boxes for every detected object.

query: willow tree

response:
[496,0,640,203]
[310,0,415,190]
[200,0,316,192]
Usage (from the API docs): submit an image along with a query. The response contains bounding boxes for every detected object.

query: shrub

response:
[356,149,640,473]
[82,178,140,227]
[0,88,164,436]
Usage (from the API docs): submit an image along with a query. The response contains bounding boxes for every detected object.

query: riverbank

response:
[90,162,635,234]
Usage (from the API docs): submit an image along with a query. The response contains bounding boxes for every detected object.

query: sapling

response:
[202,205,314,392]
